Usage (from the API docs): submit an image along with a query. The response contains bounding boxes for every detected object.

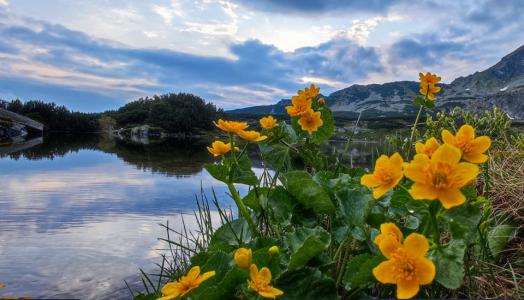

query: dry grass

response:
[463,135,524,299]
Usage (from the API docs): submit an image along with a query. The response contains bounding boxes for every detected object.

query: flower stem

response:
[227,182,259,237]
[408,104,424,158]
[429,201,441,245]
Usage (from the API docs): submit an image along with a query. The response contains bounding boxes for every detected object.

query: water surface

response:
[0,134,377,299]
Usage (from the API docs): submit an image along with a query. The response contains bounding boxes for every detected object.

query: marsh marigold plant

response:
[145,79,502,300]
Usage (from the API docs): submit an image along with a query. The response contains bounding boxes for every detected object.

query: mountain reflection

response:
[2,134,215,177]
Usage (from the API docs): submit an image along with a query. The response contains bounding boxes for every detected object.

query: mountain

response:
[229,45,524,120]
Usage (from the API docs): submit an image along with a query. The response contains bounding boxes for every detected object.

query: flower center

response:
[456,140,472,154]
[377,167,394,184]
[391,249,417,281]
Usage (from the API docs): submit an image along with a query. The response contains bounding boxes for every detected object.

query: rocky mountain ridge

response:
[229,44,524,119]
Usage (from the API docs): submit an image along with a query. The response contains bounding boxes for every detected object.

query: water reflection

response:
[0,135,235,299]
[0,135,379,299]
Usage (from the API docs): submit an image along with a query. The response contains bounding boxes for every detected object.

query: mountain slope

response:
[228,44,524,119]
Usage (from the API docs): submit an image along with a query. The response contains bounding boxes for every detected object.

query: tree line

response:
[0,93,222,134]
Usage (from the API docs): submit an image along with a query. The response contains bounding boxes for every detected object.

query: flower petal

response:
[379,236,401,259]
[361,174,381,188]
[453,162,479,186]
[377,223,403,245]
[409,183,438,200]
[259,287,284,299]
[437,188,466,209]
[390,153,404,170]
[457,124,475,142]
[259,267,272,284]
[472,136,491,153]
[374,155,390,170]
[463,152,488,164]
[403,233,429,257]
[403,154,430,183]
[415,257,436,285]
[441,129,455,145]
[372,185,390,199]
[250,264,258,279]
[197,271,216,285]
[373,261,397,284]
[161,282,182,298]
[187,266,201,281]
[432,144,461,166]
[397,277,420,299]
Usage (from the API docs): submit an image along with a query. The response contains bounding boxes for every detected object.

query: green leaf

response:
[282,171,335,215]
[433,239,466,289]
[204,162,229,183]
[230,154,258,185]
[343,253,384,290]
[389,187,428,218]
[413,96,435,109]
[311,106,335,144]
[297,142,325,170]
[267,187,296,226]
[204,154,258,185]
[209,219,252,251]
[284,227,331,270]
[259,143,291,172]
[276,267,340,300]
[488,224,516,258]
[335,188,373,226]
[441,202,482,242]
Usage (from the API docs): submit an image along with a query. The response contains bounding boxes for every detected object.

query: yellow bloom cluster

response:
[361,124,491,209]
[285,84,324,134]
[234,247,284,299]
[209,118,270,157]
[419,72,441,100]
[373,223,435,299]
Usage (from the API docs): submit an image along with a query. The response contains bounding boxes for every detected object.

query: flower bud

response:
[268,246,279,256]
[318,97,326,105]
[234,247,252,269]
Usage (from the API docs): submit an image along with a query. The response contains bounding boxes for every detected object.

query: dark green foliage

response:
[0,99,99,132]
[111,93,221,133]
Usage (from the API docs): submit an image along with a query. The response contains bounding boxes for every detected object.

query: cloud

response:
[230,0,396,14]
[0,16,384,111]
[0,0,8,6]
[389,35,465,67]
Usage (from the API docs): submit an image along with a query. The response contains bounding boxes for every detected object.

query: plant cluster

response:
[135,75,519,300]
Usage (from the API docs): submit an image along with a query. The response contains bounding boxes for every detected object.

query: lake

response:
[0,134,378,299]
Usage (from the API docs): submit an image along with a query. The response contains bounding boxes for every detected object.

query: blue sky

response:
[0,0,523,112]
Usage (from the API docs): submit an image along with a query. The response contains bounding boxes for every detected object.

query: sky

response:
[0,0,523,112]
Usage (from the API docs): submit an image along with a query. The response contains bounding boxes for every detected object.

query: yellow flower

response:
[298,109,323,134]
[215,119,249,134]
[419,72,441,100]
[373,232,436,299]
[442,124,491,163]
[318,97,326,105]
[0,283,5,288]
[374,222,403,250]
[260,116,278,129]
[268,246,280,256]
[286,94,312,117]
[415,137,440,157]
[404,144,479,209]
[238,130,268,143]
[158,266,215,300]
[361,153,404,199]
[303,83,320,99]
[234,247,252,269]
[207,141,237,157]
[248,264,284,299]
